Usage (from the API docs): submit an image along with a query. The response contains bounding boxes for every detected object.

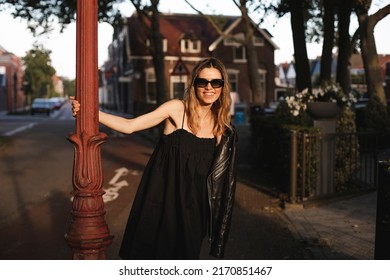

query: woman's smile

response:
[196,68,222,106]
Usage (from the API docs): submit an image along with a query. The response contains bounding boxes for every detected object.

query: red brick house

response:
[0,45,25,113]
[102,12,278,116]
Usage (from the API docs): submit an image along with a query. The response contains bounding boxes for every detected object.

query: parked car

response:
[31,98,53,116]
[49,97,63,110]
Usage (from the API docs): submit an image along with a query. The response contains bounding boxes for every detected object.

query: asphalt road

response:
[0,104,310,260]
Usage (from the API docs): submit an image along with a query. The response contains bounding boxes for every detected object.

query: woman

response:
[71,57,237,259]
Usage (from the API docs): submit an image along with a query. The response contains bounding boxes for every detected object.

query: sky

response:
[0,0,389,79]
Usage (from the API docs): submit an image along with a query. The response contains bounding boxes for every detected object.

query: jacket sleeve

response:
[209,129,238,258]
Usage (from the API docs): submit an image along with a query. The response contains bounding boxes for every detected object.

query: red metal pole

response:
[65,0,113,260]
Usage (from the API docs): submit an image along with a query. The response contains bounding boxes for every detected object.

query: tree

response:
[355,1,390,106]
[62,77,76,97]
[275,0,312,92]
[233,0,264,105]
[0,0,122,35]
[22,45,56,100]
[289,0,313,92]
[0,0,169,107]
[319,0,335,83]
[185,0,268,106]
[129,0,168,106]
[336,0,353,94]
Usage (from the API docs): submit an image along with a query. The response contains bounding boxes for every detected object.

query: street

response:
[0,102,309,260]
[0,102,157,259]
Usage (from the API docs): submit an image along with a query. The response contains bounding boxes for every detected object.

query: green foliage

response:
[252,98,368,199]
[274,98,313,126]
[250,115,293,192]
[334,107,360,191]
[22,45,56,100]
[0,0,123,35]
[360,95,390,132]
[250,114,319,196]
[62,78,76,97]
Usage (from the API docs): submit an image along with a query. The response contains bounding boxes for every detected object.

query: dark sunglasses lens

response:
[195,78,223,88]
[195,78,208,88]
[211,79,223,88]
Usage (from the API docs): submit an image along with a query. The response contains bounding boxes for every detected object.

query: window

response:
[227,70,239,93]
[180,39,201,53]
[145,38,168,52]
[258,69,267,103]
[224,33,264,46]
[234,45,246,62]
[163,39,168,52]
[170,76,187,99]
[145,68,156,104]
[253,36,264,46]
[224,33,245,46]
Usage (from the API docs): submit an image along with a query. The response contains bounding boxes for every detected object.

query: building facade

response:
[0,45,25,113]
[101,13,278,116]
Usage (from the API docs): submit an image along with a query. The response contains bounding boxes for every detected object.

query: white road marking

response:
[4,122,37,136]
[104,167,130,203]
[108,167,129,185]
[70,167,141,203]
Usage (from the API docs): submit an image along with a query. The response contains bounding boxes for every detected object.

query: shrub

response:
[360,95,390,133]
[334,107,360,191]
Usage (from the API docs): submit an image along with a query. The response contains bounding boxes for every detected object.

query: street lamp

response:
[66,0,113,260]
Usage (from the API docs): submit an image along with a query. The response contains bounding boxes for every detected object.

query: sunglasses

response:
[194,78,224,89]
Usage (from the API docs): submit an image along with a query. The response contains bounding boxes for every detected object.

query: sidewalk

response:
[283,191,376,259]
[234,123,377,260]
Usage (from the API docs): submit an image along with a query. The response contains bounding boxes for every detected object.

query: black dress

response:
[119,111,216,259]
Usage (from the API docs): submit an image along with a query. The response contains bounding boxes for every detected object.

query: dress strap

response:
[181,101,186,129]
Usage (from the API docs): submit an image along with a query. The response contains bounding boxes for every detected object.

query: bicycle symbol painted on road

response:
[103,167,142,203]
[70,167,141,203]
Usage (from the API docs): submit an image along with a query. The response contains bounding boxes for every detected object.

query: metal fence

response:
[289,131,389,202]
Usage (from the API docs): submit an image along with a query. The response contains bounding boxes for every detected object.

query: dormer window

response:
[180,39,201,53]
[224,33,245,46]
[224,33,264,47]
[253,36,264,46]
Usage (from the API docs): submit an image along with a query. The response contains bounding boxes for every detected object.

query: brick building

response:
[101,13,278,116]
[0,45,25,113]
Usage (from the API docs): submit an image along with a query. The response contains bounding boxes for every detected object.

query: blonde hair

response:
[183,57,232,136]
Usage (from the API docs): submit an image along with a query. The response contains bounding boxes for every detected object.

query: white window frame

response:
[223,33,245,46]
[258,69,267,102]
[253,36,264,46]
[233,45,246,62]
[227,69,239,93]
[180,39,201,53]
[145,68,157,104]
[170,75,188,100]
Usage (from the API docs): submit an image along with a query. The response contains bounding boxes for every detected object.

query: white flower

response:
[283,81,358,117]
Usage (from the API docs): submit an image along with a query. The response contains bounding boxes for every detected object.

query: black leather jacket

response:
[207,127,237,258]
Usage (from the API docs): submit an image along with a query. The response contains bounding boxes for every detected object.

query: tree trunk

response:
[356,2,388,106]
[131,0,168,107]
[150,1,169,106]
[320,0,335,84]
[240,0,263,105]
[336,0,352,94]
[290,0,312,92]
